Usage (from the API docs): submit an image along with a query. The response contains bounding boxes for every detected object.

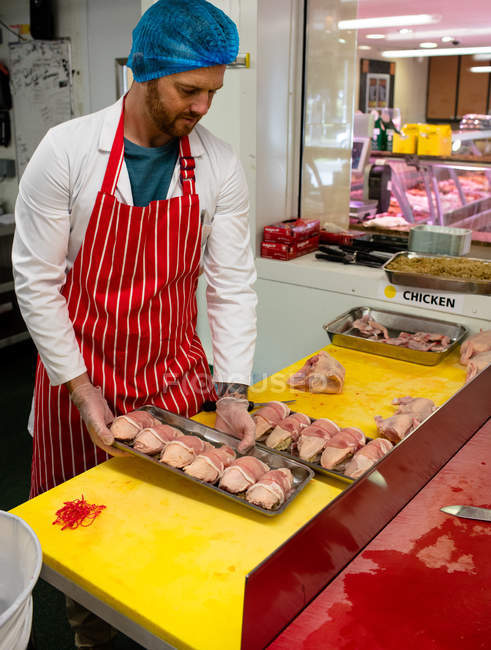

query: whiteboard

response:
[8,39,72,178]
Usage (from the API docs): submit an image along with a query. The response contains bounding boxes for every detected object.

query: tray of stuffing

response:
[323,306,468,365]
[383,251,491,295]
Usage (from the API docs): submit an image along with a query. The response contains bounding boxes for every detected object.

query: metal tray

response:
[113,405,314,517]
[383,251,491,295]
[323,306,468,366]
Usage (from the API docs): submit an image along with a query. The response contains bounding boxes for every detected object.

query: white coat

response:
[13,96,257,387]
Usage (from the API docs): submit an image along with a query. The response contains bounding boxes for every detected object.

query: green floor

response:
[1,340,144,649]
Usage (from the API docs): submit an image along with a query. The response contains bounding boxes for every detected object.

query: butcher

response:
[13,0,257,499]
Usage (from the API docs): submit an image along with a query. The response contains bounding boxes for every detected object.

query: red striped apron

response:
[30,105,216,498]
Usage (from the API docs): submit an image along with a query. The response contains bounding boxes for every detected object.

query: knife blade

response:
[440,505,491,522]
[201,400,296,413]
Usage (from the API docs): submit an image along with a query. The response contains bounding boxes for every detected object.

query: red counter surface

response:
[269,418,491,650]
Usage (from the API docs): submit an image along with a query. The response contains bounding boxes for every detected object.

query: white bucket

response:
[0,511,42,650]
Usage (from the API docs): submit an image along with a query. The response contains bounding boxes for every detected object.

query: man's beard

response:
[145,80,200,137]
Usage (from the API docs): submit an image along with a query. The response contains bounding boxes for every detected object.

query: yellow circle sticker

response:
[384,285,397,299]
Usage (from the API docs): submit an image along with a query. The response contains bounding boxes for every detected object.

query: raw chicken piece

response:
[265,412,311,450]
[246,468,294,510]
[466,350,491,382]
[460,330,491,365]
[159,435,212,468]
[374,413,418,443]
[351,314,389,340]
[392,396,436,421]
[288,351,345,394]
[219,456,270,493]
[110,410,156,441]
[183,445,236,483]
[133,423,182,454]
[344,438,393,479]
[296,418,340,462]
[320,427,366,469]
[253,402,291,440]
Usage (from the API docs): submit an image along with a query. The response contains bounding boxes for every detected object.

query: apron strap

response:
[179,135,196,196]
[101,97,197,198]
[101,98,126,196]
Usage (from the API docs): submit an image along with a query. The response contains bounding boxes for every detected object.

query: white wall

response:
[0,0,139,213]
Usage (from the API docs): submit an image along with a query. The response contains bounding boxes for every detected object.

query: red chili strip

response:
[52,495,106,530]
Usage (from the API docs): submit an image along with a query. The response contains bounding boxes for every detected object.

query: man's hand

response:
[68,381,128,457]
[215,396,255,453]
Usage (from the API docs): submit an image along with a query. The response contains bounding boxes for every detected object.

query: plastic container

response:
[417,124,452,156]
[0,511,42,650]
[409,225,472,256]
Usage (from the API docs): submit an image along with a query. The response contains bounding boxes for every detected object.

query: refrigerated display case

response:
[352,155,491,233]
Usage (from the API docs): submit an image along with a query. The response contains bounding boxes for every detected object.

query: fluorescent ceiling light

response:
[358,45,372,50]
[382,46,491,58]
[387,27,491,42]
[441,36,454,43]
[470,66,491,73]
[366,34,385,40]
[419,42,438,48]
[339,14,438,30]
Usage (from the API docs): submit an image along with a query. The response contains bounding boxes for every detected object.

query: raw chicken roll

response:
[159,435,212,468]
[219,456,270,493]
[183,445,236,482]
[344,438,393,479]
[288,351,345,394]
[320,427,365,469]
[253,402,291,440]
[133,423,182,454]
[265,412,311,450]
[246,468,294,510]
[296,418,340,462]
[110,410,156,441]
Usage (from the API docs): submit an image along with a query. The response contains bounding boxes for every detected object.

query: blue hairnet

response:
[127,0,239,82]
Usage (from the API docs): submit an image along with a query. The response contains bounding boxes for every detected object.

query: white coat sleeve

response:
[203,155,257,385]
[12,130,87,385]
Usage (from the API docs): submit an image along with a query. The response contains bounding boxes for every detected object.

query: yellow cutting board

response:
[11,344,466,649]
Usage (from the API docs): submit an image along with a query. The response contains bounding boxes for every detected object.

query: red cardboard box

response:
[263,218,320,244]
[260,234,319,261]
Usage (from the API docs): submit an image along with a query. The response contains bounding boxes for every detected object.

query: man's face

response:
[144,65,225,138]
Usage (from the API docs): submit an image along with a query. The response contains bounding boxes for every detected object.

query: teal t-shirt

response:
[123,137,180,207]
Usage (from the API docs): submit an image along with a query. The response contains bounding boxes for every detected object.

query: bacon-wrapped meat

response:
[288,350,345,394]
[183,445,236,483]
[320,427,365,469]
[296,418,340,462]
[246,468,293,510]
[219,456,270,493]
[344,438,393,479]
[392,396,435,421]
[110,410,156,441]
[253,401,291,440]
[375,413,417,443]
[159,435,212,468]
[133,423,182,454]
[265,412,311,451]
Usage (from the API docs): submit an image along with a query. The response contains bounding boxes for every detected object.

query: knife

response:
[201,400,296,413]
[440,505,491,522]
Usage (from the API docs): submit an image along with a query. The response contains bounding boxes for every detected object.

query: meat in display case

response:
[351,155,491,234]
